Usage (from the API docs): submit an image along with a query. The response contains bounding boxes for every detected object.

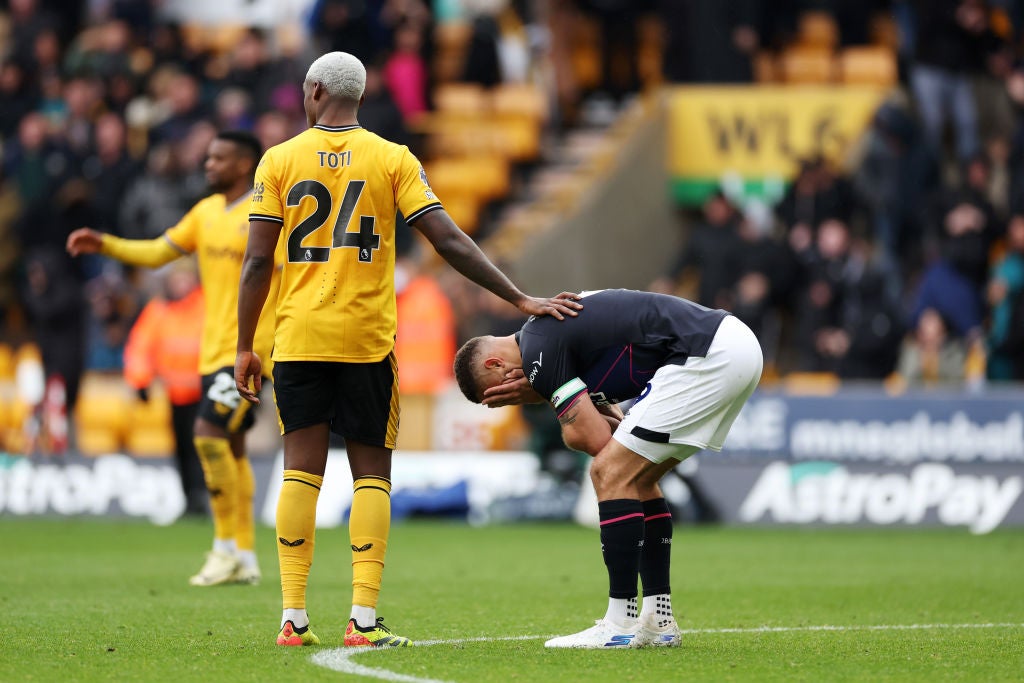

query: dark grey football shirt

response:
[515,289,728,412]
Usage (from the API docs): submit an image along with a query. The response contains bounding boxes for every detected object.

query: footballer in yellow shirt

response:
[67,131,280,588]
[234,51,581,648]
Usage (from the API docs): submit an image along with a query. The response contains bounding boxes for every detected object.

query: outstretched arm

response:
[67,229,182,268]
[412,209,582,320]
[235,219,281,404]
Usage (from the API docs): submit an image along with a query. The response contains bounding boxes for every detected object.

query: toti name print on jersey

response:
[250,125,443,363]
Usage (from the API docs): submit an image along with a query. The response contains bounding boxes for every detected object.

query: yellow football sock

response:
[350,476,391,608]
[234,456,255,552]
[278,469,322,610]
[194,436,237,542]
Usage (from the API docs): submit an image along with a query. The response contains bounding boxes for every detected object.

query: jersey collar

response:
[313,124,362,132]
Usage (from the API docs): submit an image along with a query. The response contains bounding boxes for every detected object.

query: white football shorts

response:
[613,315,763,464]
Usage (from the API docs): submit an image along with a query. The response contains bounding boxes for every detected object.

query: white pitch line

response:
[311,622,1024,683]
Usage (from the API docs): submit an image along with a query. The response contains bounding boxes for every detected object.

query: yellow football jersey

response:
[250,125,442,363]
[164,192,282,374]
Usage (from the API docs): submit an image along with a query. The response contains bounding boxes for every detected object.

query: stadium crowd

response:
[0,0,1023,452]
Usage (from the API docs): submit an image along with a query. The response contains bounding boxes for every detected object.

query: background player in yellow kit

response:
[67,131,281,587]
[235,51,581,648]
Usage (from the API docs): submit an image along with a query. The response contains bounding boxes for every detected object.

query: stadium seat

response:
[782,372,841,395]
[779,46,836,84]
[838,47,897,87]
[395,393,434,451]
[797,11,839,50]
[433,83,488,117]
[74,374,132,454]
[491,83,549,124]
[126,390,175,457]
[425,157,511,203]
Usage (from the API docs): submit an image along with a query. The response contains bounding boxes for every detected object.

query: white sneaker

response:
[544,619,642,649]
[637,613,682,647]
[231,564,261,585]
[189,550,240,586]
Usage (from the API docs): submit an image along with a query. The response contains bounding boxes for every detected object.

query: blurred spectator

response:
[84,270,137,372]
[118,143,190,240]
[832,265,905,379]
[908,225,987,341]
[20,246,86,413]
[661,0,758,83]
[3,111,74,208]
[0,60,37,139]
[791,218,847,372]
[310,0,377,63]
[254,111,297,151]
[854,102,941,275]
[776,158,860,237]
[217,29,272,112]
[79,112,140,236]
[0,171,22,320]
[897,307,968,384]
[384,22,429,121]
[928,173,1002,289]
[462,14,502,88]
[178,121,218,205]
[909,0,1002,162]
[730,211,793,359]
[123,263,206,514]
[986,213,1024,380]
[150,71,205,144]
[213,88,255,133]
[360,62,411,147]
[649,191,742,309]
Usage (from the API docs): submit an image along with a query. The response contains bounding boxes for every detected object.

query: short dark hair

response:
[216,130,262,164]
[453,337,487,404]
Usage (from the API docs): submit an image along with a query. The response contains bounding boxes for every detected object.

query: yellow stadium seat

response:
[783,372,841,396]
[491,84,549,123]
[425,157,511,203]
[798,11,839,50]
[76,428,121,457]
[126,426,176,457]
[439,194,481,235]
[74,375,131,449]
[434,83,488,116]
[779,46,836,84]
[395,393,435,450]
[838,46,898,87]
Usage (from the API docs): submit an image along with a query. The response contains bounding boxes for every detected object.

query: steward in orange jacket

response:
[123,285,204,406]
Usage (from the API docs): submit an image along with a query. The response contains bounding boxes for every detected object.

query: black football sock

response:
[599,499,644,600]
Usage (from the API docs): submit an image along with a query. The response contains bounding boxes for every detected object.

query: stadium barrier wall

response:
[1,388,1022,533]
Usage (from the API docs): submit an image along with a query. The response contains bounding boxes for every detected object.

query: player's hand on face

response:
[481,369,545,408]
[518,292,582,321]
[66,228,103,256]
[234,351,263,405]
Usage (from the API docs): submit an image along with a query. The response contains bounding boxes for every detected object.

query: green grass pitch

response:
[1,518,1022,682]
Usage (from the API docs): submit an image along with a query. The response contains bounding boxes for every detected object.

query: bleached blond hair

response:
[305,52,366,102]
